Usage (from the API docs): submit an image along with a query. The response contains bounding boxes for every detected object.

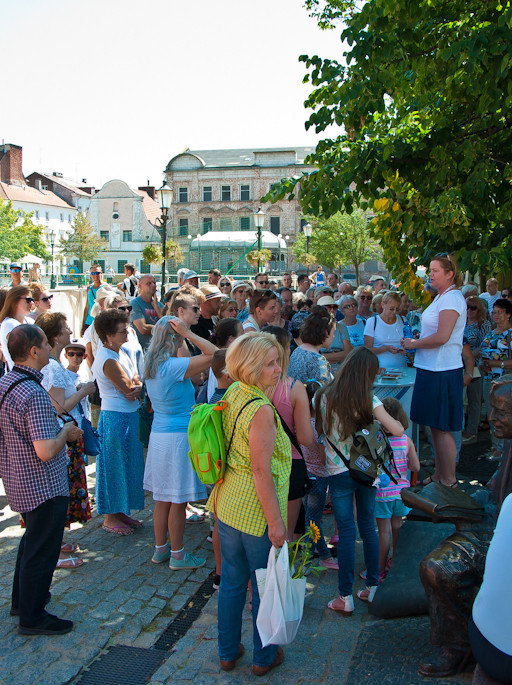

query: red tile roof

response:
[0,182,75,209]
[134,189,160,225]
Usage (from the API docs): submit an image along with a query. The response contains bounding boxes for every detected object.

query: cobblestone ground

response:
[0,444,485,685]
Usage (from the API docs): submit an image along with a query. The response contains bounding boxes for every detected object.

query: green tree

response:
[0,199,49,261]
[59,212,107,264]
[293,210,380,284]
[267,0,512,301]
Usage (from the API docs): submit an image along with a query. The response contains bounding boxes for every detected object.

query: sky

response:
[1,0,343,189]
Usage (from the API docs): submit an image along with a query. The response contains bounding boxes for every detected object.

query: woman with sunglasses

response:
[219,278,232,296]
[364,291,408,369]
[218,297,239,320]
[355,286,374,321]
[338,295,366,348]
[402,254,466,487]
[0,285,35,371]
[232,282,253,323]
[27,285,53,321]
[462,297,491,442]
[103,293,144,377]
[37,312,96,567]
[242,290,279,332]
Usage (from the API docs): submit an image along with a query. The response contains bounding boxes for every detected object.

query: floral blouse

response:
[480,327,512,378]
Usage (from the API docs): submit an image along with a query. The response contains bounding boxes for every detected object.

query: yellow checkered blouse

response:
[209,381,291,537]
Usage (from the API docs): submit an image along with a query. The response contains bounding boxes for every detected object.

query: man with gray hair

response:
[480,278,500,313]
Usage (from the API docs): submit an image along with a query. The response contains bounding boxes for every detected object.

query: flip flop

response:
[419,475,436,486]
[61,542,80,553]
[102,524,134,536]
[56,556,84,569]
[186,513,205,524]
[119,515,143,528]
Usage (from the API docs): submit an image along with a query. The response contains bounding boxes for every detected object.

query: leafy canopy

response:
[0,199,49,262]
[292,210,380,284]
[266,0,512,302]
[59,212,107,263]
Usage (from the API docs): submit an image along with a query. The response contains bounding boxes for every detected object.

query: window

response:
[179,218,189,236]
[270,217,280,235]
[220,218,232,231]
[35,210,39,220]
[221,185,231,201]
[45,211,50,221]
[202,217,212,234]
[240,184,250,201]
[73,259,83,272]
[178,187,188,203]
[100,231,109,241]
[96,260,106,272]
[113,202,119,211]
[140,261,151,274]
[117,259,128,273]
[68,214,72,222]
[60,213,64,222]
[42,184,48,191]
[240,217,250,231]
[112,212,120,220]
[123,230,132,242]
[202,186,212,202]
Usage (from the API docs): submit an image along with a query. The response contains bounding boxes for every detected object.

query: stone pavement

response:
[0,455,476,685]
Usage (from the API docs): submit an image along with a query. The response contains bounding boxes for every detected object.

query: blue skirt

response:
[410,367,463,432]
[96,410,145,515]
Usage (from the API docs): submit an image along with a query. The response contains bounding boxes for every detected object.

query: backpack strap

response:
[274,406,303,457]
[325,435,351,470]
[0,376,38,411]
[225,397,260,458]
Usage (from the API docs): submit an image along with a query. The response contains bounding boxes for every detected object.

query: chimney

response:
[139,185,156,200]
[0,144,25,186]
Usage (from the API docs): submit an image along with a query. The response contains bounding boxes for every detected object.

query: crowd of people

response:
[0,258,510,681]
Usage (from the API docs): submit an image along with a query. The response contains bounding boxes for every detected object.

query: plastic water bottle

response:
[403,321,413,339]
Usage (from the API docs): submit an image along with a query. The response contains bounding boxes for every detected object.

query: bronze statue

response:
[411,377,512,678]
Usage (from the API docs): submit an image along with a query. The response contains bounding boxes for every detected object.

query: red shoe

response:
[220,643,244,672]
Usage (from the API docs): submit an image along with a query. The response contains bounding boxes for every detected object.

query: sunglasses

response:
[187,305,200,313]
[90,271,102,276]
[117,305,132,312]
[256,280,269,285]
[342,303,357,309]
[66,351,84,358]
[24,297,34,304]
[326,304,338,310]
[359,295,372,300]
[220,282,231,287]
[11,268,22,273]
[41,295,53,302]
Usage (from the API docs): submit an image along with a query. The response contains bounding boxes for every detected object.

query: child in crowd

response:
[375,397,420,580]
[303,380,338,570]
[210,349,234,403]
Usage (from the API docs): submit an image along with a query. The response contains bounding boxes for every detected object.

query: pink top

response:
[303,421,328,477]
[376,434,410,501]
[272,378,301,460]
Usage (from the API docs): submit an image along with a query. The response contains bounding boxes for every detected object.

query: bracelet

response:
[464,371,472,377]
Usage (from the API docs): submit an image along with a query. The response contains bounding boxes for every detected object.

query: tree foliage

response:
[59,212,107,264]
[0,199,49,261]
[293,210,380,284]
[266,0,512,302]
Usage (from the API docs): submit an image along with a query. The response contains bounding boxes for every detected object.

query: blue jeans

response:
[217,519,279,667]
[329,470,379,596]
[304,474,330,559]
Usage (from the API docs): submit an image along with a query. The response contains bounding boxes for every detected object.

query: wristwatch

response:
[501,361,505,370]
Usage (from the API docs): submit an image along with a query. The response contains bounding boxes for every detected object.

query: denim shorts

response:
[374,498,411,519]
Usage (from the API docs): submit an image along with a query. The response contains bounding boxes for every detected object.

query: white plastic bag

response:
[255,542,306,648]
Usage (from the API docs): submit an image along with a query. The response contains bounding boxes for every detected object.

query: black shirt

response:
[191,315,215,341]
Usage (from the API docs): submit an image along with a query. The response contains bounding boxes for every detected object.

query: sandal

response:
[56,556,84,569]
[102,524,134,536]
[186,512,205,524]
[119,514,143,528]
[419,475,437,486]
[61,542,80,553]
[327,595,354,615]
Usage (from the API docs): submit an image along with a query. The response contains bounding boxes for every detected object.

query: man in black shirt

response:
[191,285,222,341]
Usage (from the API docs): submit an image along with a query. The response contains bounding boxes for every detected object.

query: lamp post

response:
[253,207,266,273]
[285,235,290,269]
[157,181,173,299]
[187,234,192,269]
[303,222,313,275]
[197,233,201,274]
[49,231,56,290]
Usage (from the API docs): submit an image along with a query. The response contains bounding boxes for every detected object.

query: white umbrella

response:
[20,253,44,264]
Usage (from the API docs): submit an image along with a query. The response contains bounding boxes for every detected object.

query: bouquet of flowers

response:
[288,521,326,579]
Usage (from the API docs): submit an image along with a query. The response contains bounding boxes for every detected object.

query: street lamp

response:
[285,235,290,269]
[278,234,282,274]
[49,231,56,290]
[303,222,313,275]
[187,234,192,269]
[157,181,173,298]
[253,207,266,273]
[197,232,201,273]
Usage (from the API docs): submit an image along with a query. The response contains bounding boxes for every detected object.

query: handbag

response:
[256,542,306,648]
[77,403,100,456]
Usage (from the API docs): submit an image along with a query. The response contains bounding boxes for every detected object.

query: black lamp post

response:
[253,207,266,273]
[49,231,56,290]
[157,181,173,299]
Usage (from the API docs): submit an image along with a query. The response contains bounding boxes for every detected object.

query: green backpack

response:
[188,397,258,485]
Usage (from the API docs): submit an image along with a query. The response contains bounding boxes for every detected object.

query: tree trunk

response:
[354,261,360,286]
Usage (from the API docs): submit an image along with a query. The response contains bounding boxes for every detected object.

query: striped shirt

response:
[210,381,291,536]
[376,434,410,501]
[0,365,68,512]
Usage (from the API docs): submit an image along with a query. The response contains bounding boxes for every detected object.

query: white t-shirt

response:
[364,315,407,369]
[122,276,138,302]
[0,317,32,371]
[91,345,139,413]
[414,288,466,371]
[42,357,82,424]
[321,394,383,475]
[472,493,512,656]
[479,291,500,314]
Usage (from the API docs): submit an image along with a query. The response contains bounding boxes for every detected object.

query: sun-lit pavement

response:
[0,450,478,685]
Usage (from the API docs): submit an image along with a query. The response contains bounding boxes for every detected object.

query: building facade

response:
[164,147,315,273]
